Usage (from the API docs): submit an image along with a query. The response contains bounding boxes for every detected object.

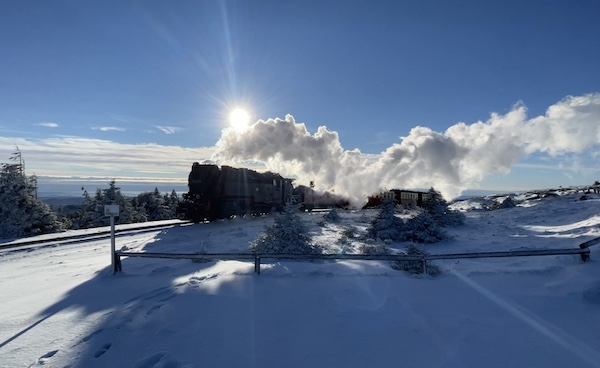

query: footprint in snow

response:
[71,328,103,347]
[145,304,163,316]
[132,352,185,368]
[36,349,58,364]
[188,273,218,285]
[94,343,112,358]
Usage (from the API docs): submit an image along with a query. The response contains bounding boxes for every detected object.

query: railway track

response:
[0,220,192,254]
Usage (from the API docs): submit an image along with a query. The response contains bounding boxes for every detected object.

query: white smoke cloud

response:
[213,94,600,206]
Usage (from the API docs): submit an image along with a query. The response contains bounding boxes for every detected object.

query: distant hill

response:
[40,196,85,209]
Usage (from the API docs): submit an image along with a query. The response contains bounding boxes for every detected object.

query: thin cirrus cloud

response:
[0,136,216,180]
[35,122,59,128]
[154,126,182,134]
[91,126,126,132]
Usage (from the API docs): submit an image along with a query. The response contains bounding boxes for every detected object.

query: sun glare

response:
[229,108,250,132]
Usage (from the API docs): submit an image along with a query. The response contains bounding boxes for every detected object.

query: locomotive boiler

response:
[178,163,295,221]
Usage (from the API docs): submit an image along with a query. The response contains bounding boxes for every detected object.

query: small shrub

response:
[323,208,341,223]
[338,241,354,254]
[498,196,517,208]
[391,244,441,276]
[358,213,370,223]
[358,239,389,255]
[249,203,318,254]
[342,225,358,239]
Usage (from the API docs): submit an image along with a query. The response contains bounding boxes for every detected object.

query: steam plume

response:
[213,94,600,206]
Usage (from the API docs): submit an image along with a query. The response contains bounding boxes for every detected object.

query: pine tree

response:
[422,187,465,226]
[0,148,67,238]
[167,189,180,218]
[78,180,145,228]
[249,203,317,254]
[402,211,447,243]
[366,198,406,241]
[136,188,172,221]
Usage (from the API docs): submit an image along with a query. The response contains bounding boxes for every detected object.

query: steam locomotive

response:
[177,163,295,221]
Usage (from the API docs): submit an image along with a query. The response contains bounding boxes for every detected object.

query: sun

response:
[229,108,250,132]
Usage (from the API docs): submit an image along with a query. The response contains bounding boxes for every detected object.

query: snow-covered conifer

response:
[323,207,341,223]
[136,188,173,221]
[249,203,317,254]
[366,199,405,241]
[497,196,517,209]
[358,240,389,255]
[0,148,68,238]
[402,211,447,243]
[391,244,441,276]
[422,187,465,226]
[78,180,145,228]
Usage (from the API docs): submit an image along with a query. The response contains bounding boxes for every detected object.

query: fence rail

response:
[114,238,594,274]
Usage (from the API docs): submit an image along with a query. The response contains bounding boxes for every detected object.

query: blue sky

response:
[1,0,599,197]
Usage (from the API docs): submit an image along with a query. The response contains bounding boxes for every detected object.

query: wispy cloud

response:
[0,136,217,180]
[154,126,182,134]
[109,114,130,123]
[35,122,58,128]
[91,126,126,132]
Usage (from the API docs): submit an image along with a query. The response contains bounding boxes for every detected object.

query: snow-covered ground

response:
[1,193,600,368]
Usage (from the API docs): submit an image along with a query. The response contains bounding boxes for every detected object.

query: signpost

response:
[104,205,120,274]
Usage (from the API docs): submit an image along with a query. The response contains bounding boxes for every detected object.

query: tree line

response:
[0,148,180,239]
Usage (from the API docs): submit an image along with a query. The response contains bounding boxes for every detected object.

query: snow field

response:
[1,194,599,367]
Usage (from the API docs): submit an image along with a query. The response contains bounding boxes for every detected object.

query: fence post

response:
[254,256,261,274]
[422,258,428,275]
[114,253,122,273]
[579,243,590,262]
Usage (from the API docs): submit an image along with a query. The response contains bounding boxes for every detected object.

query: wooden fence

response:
[113,237,596,274]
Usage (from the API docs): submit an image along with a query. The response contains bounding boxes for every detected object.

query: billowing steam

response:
[213,94,600,206]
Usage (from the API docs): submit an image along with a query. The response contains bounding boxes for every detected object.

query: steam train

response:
[177,163,295,221]
[177,163,350,221]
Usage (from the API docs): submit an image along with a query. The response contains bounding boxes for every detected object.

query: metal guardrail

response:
[114,237,594,274]
[0,220,190,253]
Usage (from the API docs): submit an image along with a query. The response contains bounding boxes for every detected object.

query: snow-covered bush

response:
[358,239,389,255]
[422,187,465,226]
[341,225,358,239]
[402,211,447,244]
[249,203,318,254]
[484,196,518,210]
[135,188,179,221]
[323,207,341,223]
[497,196,517,209]
[338,226,358,253]
[366,199,406,241]
[391,244,441,276]
[358,212,370,223]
